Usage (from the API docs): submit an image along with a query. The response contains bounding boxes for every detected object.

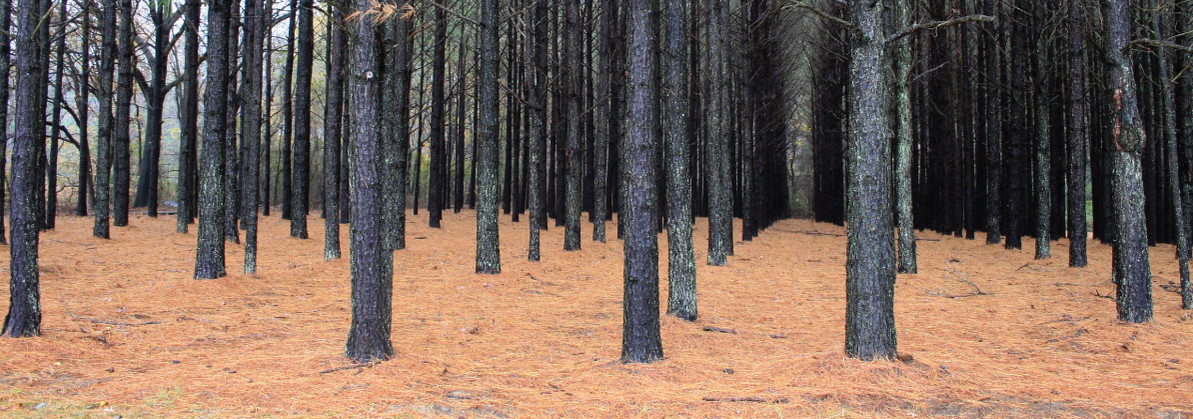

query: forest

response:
[0,0,1192,415]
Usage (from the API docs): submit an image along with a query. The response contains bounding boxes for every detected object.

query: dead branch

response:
[703,326,737,334]
[886,14,995,44]
[86,318,163,326]
[781,1,857,34]
[318,361,377,374]
[703,396,789,404]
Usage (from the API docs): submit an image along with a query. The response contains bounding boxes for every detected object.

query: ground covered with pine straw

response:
[0,211,1191,417]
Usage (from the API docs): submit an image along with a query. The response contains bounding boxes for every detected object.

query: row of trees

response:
[4,0,1190,364]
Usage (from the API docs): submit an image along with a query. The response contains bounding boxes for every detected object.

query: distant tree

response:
[177,0,201,233]
[1066,0,1088,268]
[280,4,296,219]
[242,0,265,273]
[75,0,92,218]
[1031,1,1051,260]
[94,0,117,239]
[345,0,392,363]
[705,0,732,266]
[1104,0,1152,322]
[662,0,695,321]
[591,0,613,243]
[112,0,134,227]
[133,0,181,218]
[889,0,916,274]
[563,0,582,251]
[323,0,346,260]
[525,0,547,261]
[475,0,500,273]
[44,0,68,230]
[4,0,46,337]
[291,0,314,238]
[621,0,662,364]
[195,0,231,280]
[427,5,447,228]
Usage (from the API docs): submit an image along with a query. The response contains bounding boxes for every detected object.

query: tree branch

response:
[1131,38,1193,54]
[427,1,480,27]
[782,0,856,34]
[886,14,995,45]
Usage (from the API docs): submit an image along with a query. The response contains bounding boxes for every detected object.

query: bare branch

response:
[781,0,857,34]
[886,14,995,45]
[1131,38,1193,54]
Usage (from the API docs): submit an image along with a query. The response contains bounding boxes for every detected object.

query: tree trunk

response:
[1105,0,1153,322]
[1032,1,1051,259]
[622,0,663,364]
[345,0,393,363]
[845,0,897,361]
[983,0,1001,245]
[195,0,231,280]
[427,5,447,228]
[242,0,264,273]
[1067,0,1088,267]
[323,0,346,260]
[290,0,313,238]
[45,0,66,230]
[474,0,501,273]
[225,4,241,242]
[94,0,117,239]
[4,0,45,337]
[663,0,695,321]
[705,0,731,266]
[112,0,133,227]
[280,6,296,218]
[891,0,916,273]
[563,0,583,251]
[177,0,200,232]
[1150,1,1190,308]
[526,0,547,260]
[76,0,92,218]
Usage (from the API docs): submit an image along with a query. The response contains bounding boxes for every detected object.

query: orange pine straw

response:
[0,212,1190,416]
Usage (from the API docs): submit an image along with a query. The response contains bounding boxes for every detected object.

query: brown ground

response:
[0,211,1191,417]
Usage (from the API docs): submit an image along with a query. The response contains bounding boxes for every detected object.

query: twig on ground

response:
[702,326,737,334]
[702,396,789,404]
[86,318,162,327]
[319,361,378,374]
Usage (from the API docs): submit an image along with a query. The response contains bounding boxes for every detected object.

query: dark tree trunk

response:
[261,0,273,218]
[427,5,447,228]
[526,0,547,260]
[323,0,346,260]
[345,0,393,363]
[845,0,896,361]
[280,6,295,218]
[134,2,173,218]
[413,27,426,216]
[45,0,67,230]
[1150,1,1190,308]
[4,0,45,337]
[76,0,92,218]
[225,4,241,242]
[1067,0,1088,268]
[622,0,663,364]
[563,0,583,251]
[178,0,200,232]
[475,0,501,273]
[592,0,614,243]
[890,0,916,273]
[0,0,12,243]
[1032,1,1051,259]
[112,0,133,227]
[1105,0,1152,322]
[290,0,313,238]
[94,0,117,239]
[705,0,732,266]
[242,0,264,273]
[1004,0,1027,250]
[381,4,412,253]
[983,0,1001,245]
[454,38,466,214]
[195,0,231,279]
[663,0,695,321]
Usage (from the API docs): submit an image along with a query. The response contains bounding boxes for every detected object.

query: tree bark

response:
[178,0,201,232]
[845,0,897,361]
[195,0,231,280]
[622,0,663,363]
[94,0,117,239]
[242,0,265,273]
[323,0,346,260]
[663,0,695,321]
[705,0,732,266]
[474,0,501,273]
[1105,0,1153,322]
[345,0,392,363]
[112,0,133,227]
[1067,0,1088,268]
[290,0,314,238]
[4,0,45,337]
[428,5,447,228]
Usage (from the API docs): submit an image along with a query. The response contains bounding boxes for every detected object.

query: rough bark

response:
[280,7,296,218]
[526,1,546,261]
[345,1,393,363]
[1032,1,1051,259]
[177,0,201,232]
[663,0,695,321]
[76,0,92,218]
[4,0,44,337]
[563,0,583,251]
[94,0,117,239]
[475,0,501,273]
[290,0,313,238]
[705,0,732,266]
[427,5,447,228]
[622,0,663,363]
[844,0,897,361]
[323,0,346,260]
[242,0,265,273]
[1067,0,1088,267]
[891,0,916,274]
[195,0,231,280]
[112,0,133,227]
[1105,0,1152,323]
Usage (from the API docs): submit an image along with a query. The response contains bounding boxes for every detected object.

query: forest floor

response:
[0,211,1191,417]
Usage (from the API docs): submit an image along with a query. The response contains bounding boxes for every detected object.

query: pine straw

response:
[1,212,1191,417]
